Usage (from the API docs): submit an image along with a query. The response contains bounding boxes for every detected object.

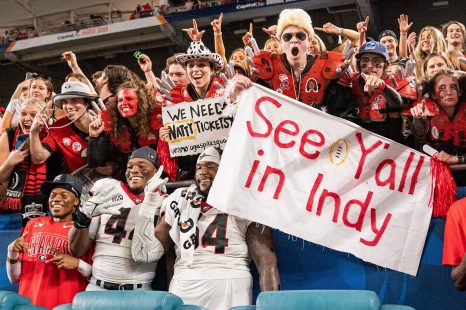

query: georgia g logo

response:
[38,254,47,262]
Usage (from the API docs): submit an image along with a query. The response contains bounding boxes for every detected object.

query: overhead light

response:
[432,1,448,7]
[234,29,247,35]
[253,17,267,23]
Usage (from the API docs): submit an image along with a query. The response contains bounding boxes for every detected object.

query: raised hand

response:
[81,187,123,218]
[314,22,340,35]
[10,231,29,253]
[356,16,370,33]
[145,165,168,194]
[361,72,385,93]
[140,165,168,218]
[62,51,78,69]
[242,22,253,47]
[182,19,205,42]
[410,100,435,119]
[262,25,277,38]
[137,53,153,73]
[88,109,104,138]
[407,32,417,58]
[398,14,413,34]
[211,12,223,34]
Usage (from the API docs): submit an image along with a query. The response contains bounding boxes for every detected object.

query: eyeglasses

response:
[282,32,307,42]
[359,57,385,67]
[25,72,52,82]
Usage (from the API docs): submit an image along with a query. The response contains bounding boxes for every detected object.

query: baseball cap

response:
[129,146,159,168]
[378,29,397,41]
[355,41,389,61]
[197,147,222,165]
[52,81,99,108]
[41,174,83,198]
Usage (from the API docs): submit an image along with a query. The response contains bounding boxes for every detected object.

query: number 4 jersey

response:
[89,178,157,284]
[163,186,252,280]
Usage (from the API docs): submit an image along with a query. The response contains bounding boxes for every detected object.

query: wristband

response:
[72,209,92,229]
[7,257,20,264]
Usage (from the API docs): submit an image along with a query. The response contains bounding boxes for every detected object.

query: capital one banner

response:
[162,98,233,157]
[208,85,433,275]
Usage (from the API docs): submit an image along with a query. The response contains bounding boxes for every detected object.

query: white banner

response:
[207,85,433,276]
[162,98,234,157]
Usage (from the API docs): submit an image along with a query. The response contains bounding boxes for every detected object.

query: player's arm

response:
[131,167,170,263]
[246,224,280,291]
[29,114,51,165]
[6,231,29,284]
[68,226,95,258]
[452,255,466,291]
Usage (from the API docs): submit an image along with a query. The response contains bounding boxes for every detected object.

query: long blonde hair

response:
[414,26,447,78]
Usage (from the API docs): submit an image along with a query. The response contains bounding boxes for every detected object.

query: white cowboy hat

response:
[52,81,98,108]
[176,41,224,71]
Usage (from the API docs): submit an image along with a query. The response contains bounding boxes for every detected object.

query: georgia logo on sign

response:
[329,139,349,166]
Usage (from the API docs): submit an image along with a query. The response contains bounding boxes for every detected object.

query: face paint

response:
[434,75,459,109]
[117,88,139,118]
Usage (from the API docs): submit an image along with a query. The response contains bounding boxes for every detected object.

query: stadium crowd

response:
[0,7,465,309]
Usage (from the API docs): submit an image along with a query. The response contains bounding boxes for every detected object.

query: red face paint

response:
[117,88,139,118]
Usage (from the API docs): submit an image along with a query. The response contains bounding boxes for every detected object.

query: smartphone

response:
[16,134,30,150]
[25,72,35,80]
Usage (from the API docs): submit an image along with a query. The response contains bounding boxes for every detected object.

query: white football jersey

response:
[163,187,251,280]
[89,178,157,284]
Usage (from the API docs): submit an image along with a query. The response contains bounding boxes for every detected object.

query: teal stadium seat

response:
[0,291,47,310]
[52,291,207,310]
[230,290,415,310]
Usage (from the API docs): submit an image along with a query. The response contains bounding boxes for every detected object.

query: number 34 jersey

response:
[89,178,157,284]
[163,187,252,280]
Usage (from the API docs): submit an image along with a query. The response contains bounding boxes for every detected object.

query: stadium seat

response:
[231,290,415,310]
[0,291,47,310]
[52,291,185,310]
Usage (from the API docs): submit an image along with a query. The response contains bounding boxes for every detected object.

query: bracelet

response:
[7,257,20,264]
[339,28,343,35]
[401,32,407,35]
[215,32,222,36]
[144,70,152,73]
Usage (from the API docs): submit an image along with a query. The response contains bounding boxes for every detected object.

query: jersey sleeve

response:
[41,133,58,154]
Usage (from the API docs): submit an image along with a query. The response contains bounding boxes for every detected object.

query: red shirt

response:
[443,198,466,266]
[41,117,88,173]
[19,216,89,309]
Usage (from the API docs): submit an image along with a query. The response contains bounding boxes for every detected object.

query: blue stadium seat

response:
[53,291,185,310]
[0,290,47,310]
[233,290,415,310]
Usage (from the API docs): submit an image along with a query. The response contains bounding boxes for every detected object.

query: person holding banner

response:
[131,147,280,310]
[410,69,466,186]
[351,41,404,142]
[252,8,352,117]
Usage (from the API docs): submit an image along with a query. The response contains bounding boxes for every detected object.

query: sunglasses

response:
[25,72,52,82]
[359,57,385,68]
[282,32,307,42]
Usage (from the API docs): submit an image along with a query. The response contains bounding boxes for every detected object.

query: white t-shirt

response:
[5,99,22,128]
